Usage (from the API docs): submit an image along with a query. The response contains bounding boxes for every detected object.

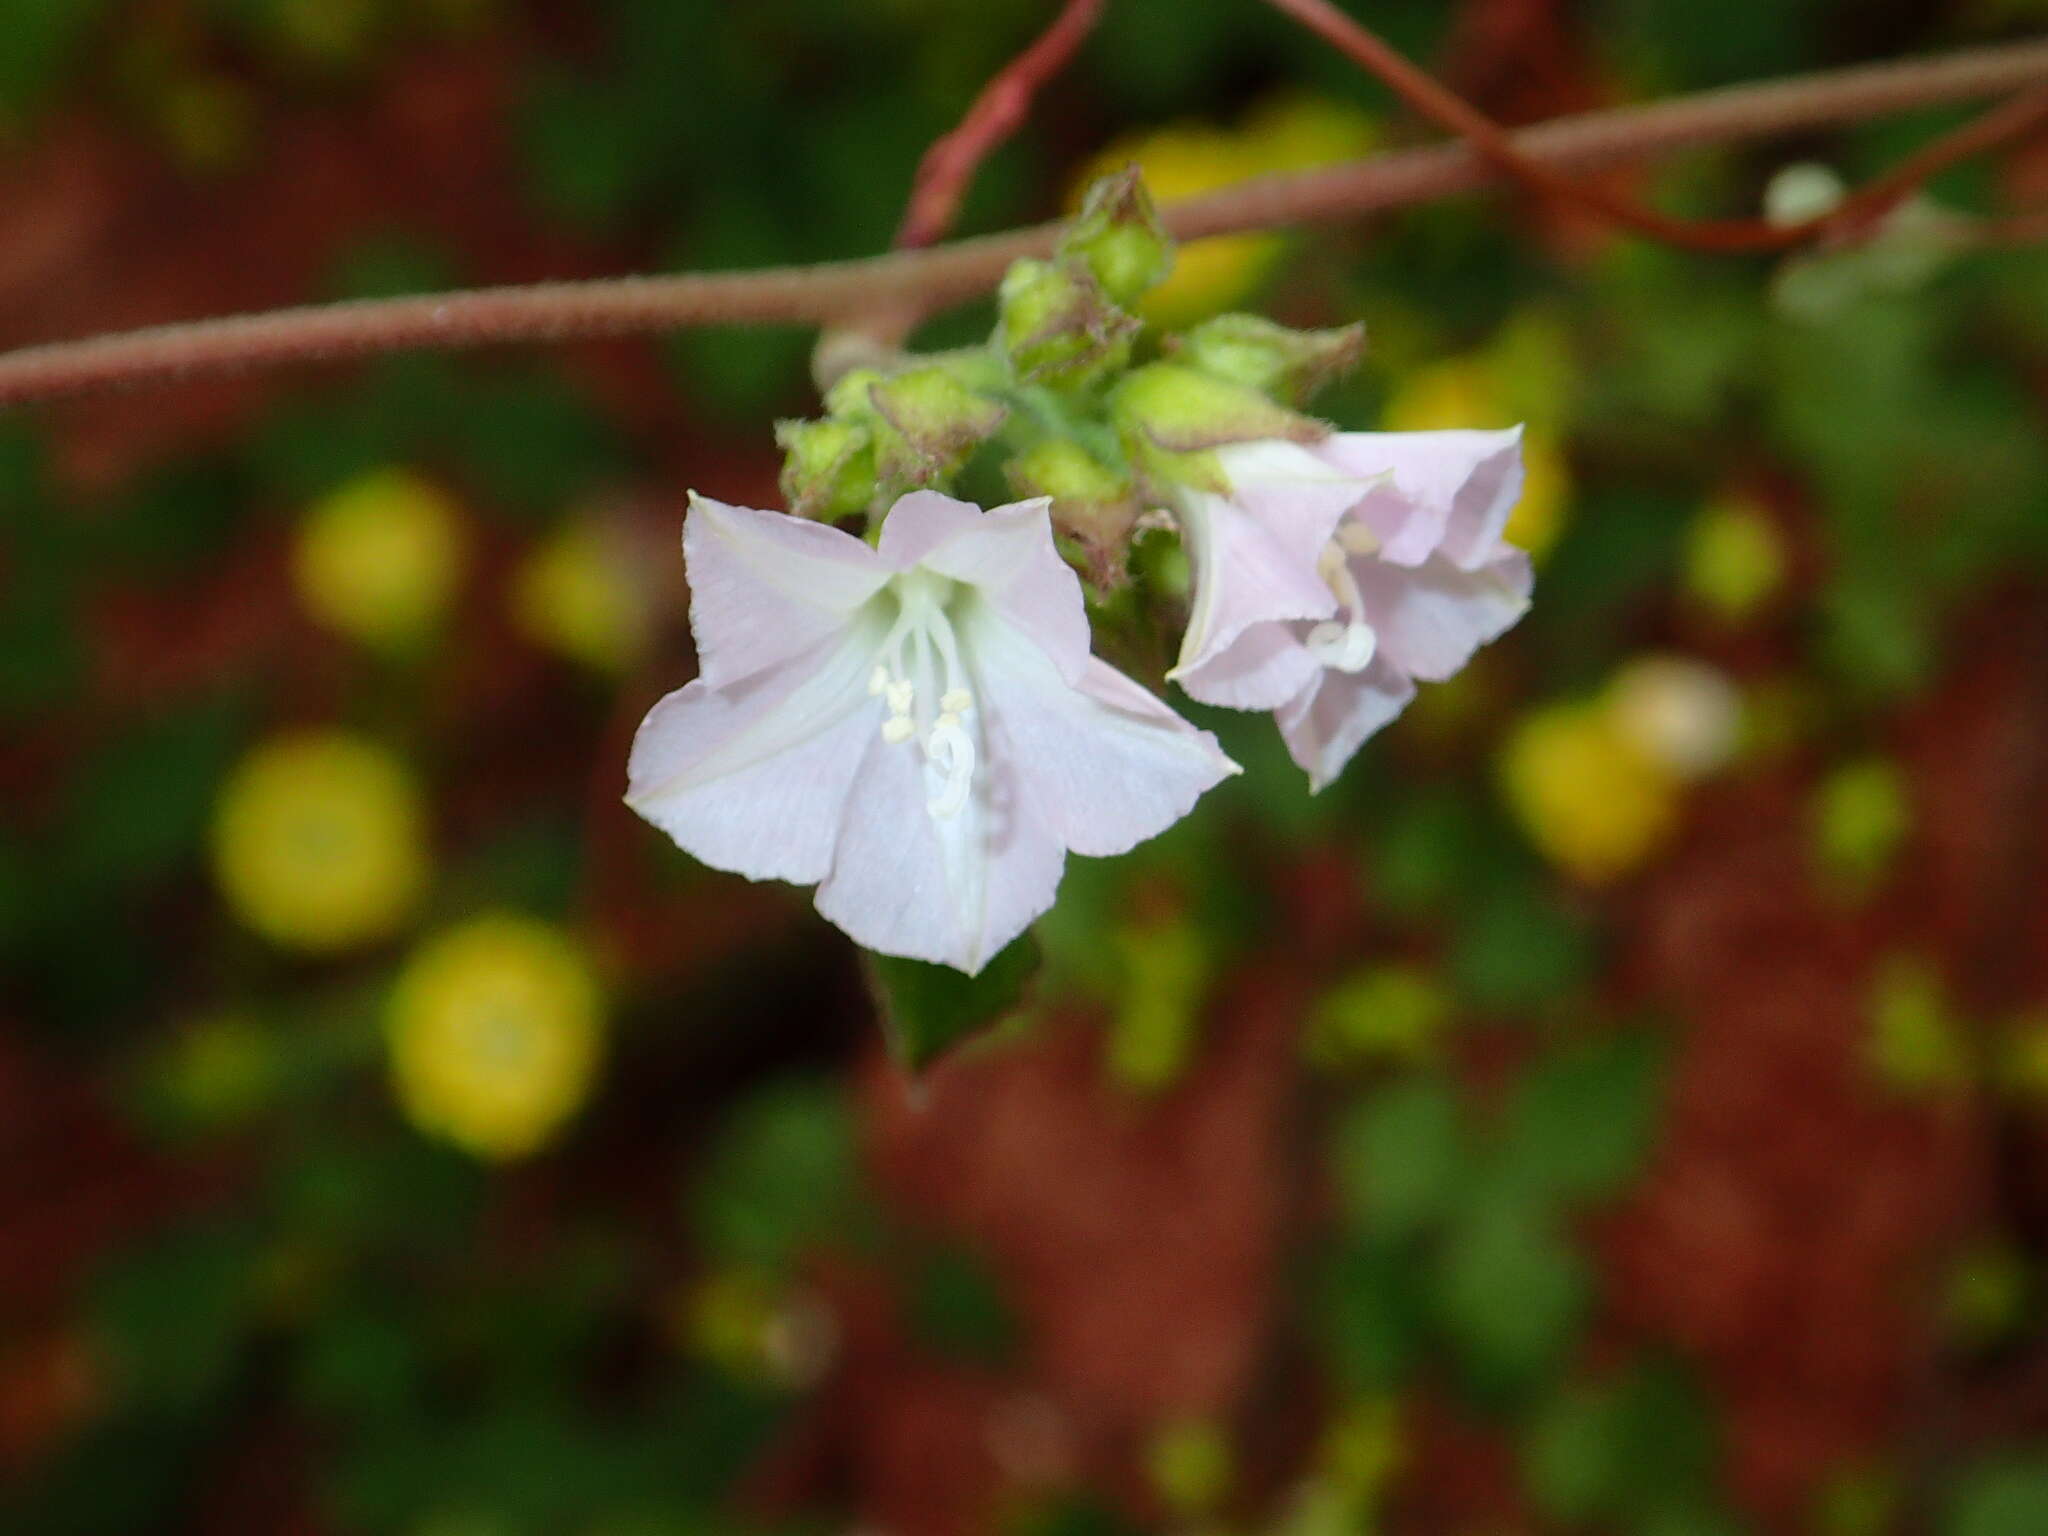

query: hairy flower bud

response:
[1006,437,1140,586]
[1061,167,1174,307]
[865,365,1009,493]
[1172,313,1365,405]
[776,417,877,522]
[1113,361,1324,458]
[997,257,1139,387]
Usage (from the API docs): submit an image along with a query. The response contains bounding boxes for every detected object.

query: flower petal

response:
[1319,429,1524,569]
[1351,547,1532,683]
[879,492,1090,681]
[966,602,1238,857]
[815,705,1066,974]
[1173,618,1325,712]
[1170,489,1338,679]
[625,620,885,884]
[684,493,893,686]
[1275,657,1417,793]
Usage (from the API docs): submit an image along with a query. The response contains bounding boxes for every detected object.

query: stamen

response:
[939,688,973,715]
[868,665,890,696]
[885,680,915,715]
[1336,521,1381,556]
[881,715,916,745]
[1307,535,1378,673]
[869,571,981,819]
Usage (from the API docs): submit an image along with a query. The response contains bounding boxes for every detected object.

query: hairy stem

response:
[2,40,2046,406]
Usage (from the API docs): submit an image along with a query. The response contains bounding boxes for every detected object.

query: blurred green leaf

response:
[1501,1032,1665,1201]
[1331,1075,1466,1239]
[1948,1459,2048,1536]
[1320,1234,1427,1394]
[1434,1185,1590,1397]
[868,937,1038,1074]
[692,1081,858,1268]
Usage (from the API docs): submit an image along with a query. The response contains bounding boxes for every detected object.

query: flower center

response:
[1304,527,1378,673]
[869,570,979,820]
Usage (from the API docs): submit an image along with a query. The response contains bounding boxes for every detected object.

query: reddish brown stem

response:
[894,0,1105,250]
[2,40,2046,406]
[1263,0,2048,254]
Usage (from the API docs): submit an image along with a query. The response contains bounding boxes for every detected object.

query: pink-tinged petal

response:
[1174,619,1324,712]
[625,621,885,884]
[1351,547,1532,683]
[1215,439,1383,545]
[815,707,1066,975]
[1319,429,1524,569]
[684,493,893,687]
[1171,489,1339,679]
[966,606,1238,858]
[881,492,1090,682]
[1275,658,1417,793]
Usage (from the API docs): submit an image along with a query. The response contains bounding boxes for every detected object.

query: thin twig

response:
[3,40,2047,406]
[895,0,1105,250]
[1262,0,2048,253]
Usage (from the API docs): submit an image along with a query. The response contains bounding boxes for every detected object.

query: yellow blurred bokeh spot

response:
[212,730,428,951]
[1500,701,1680,884]
[294,467,466,651]
[386,913,603,1161]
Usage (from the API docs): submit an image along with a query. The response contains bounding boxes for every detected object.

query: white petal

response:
[1351,547,1532,683]
[684,493,893,687]
[878,492,1090,681]
[1318,429,1524,569]
[965,602,1238,858]
[625,620,884,884]
[1170,489,1339,679]
[1173,618,1325,712]
[815,703,1066,975]
[1275,657,1417,793]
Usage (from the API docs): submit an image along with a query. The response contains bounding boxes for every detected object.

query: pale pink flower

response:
[1171,428,1532,791]
[627,491,1237,973]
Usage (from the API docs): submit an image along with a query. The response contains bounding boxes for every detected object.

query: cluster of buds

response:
[777,168,1366,587]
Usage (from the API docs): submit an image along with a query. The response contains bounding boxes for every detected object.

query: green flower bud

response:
[1112,361,1324,454]
[997,257,1138,388]
[1061,166,1173,307]
[822,365,887,422]
[866,365,1008,493]
[1005,437,1140,586]
[1172,313,1365,405]
[775,417,876,522]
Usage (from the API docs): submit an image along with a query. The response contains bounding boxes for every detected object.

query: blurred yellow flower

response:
[294,467,466,650]
[153,1011,275,1130]
[1240,91,1379,172]
[1866,953,1969,1092]
[1383,357,1571,561]
[1501,702,1680,884]
[212,731,428,951]
[387,913,603,1160]
[510,516,651,673]
[1306,964,1449,1069]
[1105,917,1211,1093]
[1146,1417,1234,1518]
[1683,492,1787,623]
[1811,757,1911,898]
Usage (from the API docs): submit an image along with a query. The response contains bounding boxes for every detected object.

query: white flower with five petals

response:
[1169,428,1532,791]
[627,491,1238,973]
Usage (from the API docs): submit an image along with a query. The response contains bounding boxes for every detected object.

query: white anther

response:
[935,711,960,733]
[939,688,973,715]
[881,714,916,745]
[868,665,890,696]
[885,680,915,714]
[1305,620,1377,673]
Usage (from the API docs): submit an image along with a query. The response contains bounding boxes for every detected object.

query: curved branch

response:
[3,39,2047,406]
